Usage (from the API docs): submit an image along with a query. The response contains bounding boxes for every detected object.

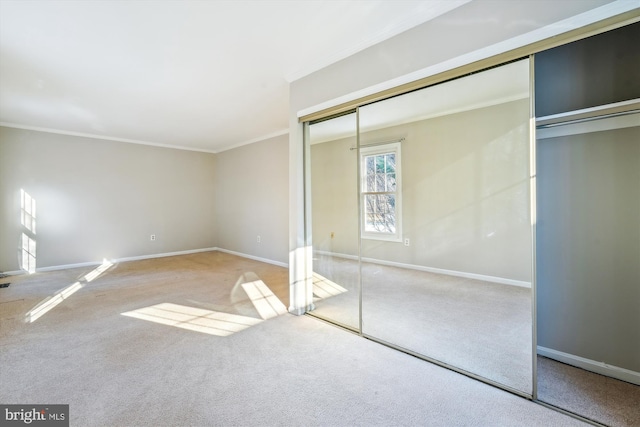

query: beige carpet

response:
[1,251,584,426]
[537,356,640,427]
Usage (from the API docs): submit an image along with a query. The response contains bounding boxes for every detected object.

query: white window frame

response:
[360,142,402,242]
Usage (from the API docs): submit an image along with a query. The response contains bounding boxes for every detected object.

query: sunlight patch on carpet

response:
[121,303,262,336]
[25,259,114,323]
[312,272,348,300]
[242,280,287,320]
[26,281,83,323]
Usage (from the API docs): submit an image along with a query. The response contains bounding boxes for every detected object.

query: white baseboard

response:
[37,260,106,272]
[6,247,218,275]
[314,250,358,262]
[314,250,531,288]
[2,269,30,276]
[111,247,218,264]
[4,247,287,276]
[537,346,640,386]
[215,248,288,268]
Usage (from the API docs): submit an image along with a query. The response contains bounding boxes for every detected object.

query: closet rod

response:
[536,98,640,128]
[536,108,639,129]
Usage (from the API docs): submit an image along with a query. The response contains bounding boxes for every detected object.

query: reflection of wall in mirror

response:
[310,98,531,286]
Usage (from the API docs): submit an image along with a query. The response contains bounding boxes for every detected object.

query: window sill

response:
[361,234,402,243]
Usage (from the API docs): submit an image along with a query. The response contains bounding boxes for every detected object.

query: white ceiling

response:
[0,0,470,153]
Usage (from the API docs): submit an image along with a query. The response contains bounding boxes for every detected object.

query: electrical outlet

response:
[257,235,261,243]
[150,234,156,241]
[404,238,410,246]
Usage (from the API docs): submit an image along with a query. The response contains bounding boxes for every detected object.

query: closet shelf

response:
[536,98,640,128]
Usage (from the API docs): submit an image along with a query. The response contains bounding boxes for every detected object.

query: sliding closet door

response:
[359,59,534,395]
[306,113,360,331]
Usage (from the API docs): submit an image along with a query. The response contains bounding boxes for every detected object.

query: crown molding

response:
[0,122,218,154]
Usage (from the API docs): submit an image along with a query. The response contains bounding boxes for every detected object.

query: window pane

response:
[382,194,393,212]
[365,194,375,211]
[387,173,396,191]
[375,173,385,191]
[364,193,376,231]
[365,174,374,192]
[385,154,395,172]
[365,213,375,232]
[364,194,396,233]
[375,155,385,173]
[365,156,375,192]
[366,156,375,175]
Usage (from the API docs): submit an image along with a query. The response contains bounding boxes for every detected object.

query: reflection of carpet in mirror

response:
[311,256,532,393]
[537,356,640,427]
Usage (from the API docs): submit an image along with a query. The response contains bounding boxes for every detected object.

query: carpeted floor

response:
[311,254,640,426]
[0,251,584,426]
[311,255,532,394]
[537,356,640,427]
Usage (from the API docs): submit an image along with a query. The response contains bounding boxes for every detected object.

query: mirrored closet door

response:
[358,59,533,395]
[307,112,361,331]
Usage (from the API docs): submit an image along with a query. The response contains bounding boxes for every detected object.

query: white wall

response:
[0,126,216,271]
[537,125,640,372]
[215,134,289,266]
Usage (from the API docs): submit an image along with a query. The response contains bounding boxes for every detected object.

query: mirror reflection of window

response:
[361,142,401,241]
